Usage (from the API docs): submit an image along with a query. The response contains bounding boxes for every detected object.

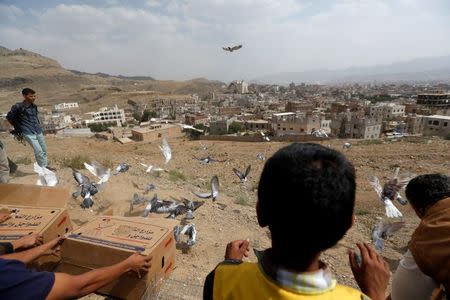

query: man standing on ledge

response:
[7,88,53,170]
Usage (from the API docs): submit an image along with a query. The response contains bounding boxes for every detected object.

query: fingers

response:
[357,242,369,262]
[348,250,357,272]
[364,242,377,260]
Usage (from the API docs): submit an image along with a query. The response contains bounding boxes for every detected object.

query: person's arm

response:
[1,237,61,264]
[349,242,390,300]
[10,233,44,251]
[6,105,18,127]
[46,252,152,300]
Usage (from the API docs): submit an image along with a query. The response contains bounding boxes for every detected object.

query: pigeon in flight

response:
[222,45,242,52]
[34,162,58,186]
[342,142,352,149]
[130,193,149,214]
[193,175,219,201]
[178,124,204,133]
[199,143,208,151]
[194,155,226,164]
[260,131,270,142]
[143,183,156,194]
[113,163,129,175]
[256,153,265,161]
[72,169,100,209]
[372,220,405,251]
[233,165,251,183]
[311,129,329,138]
[368,168,412,218]
[139,163,166,173]
[84,161,110,184]
[159,138,172,164]
[174,223,197,246]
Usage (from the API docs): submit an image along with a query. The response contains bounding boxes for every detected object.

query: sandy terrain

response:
[2,133,449,299]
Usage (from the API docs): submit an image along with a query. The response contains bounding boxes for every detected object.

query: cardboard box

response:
[0,183,73,269]
[57,216,178,300]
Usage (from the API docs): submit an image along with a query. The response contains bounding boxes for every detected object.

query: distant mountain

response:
[254,55,450,85]
[69,69,154,81]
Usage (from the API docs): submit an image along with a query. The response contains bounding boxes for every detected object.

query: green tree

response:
[88,123,111,132]
[228,122,246,134]
[132,112,142,121]
[141,110,157,122]
[190,124,207,139]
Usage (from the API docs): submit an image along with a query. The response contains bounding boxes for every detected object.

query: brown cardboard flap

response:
[0,183,71,208]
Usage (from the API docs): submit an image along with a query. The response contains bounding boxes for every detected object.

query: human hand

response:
[349,242,390,300]
[124,253,152,277]
[12,233,43,250]
[225,240,250,260]
[40,237,65,257]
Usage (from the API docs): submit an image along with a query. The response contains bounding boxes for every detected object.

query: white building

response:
[85,105,126,126]
[368,103,405,119]
[229,80,249,94]
[422,115,450,137]
[320,119,332,134]
[54,102,79,111]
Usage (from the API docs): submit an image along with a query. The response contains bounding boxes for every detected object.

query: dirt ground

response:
[2,133,449,299]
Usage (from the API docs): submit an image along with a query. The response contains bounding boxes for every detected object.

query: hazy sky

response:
[1,0,450,81]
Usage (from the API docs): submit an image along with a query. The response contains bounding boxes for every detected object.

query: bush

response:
[228,122,246,134]
[15,156,32,165]
[59,154,90,169]
[169,170,187,182]
[88,123,111,132]
[141,110,157,122]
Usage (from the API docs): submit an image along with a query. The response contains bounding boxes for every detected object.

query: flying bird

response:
[174,223,197,246]
[311,129,329,138]
[33,162,58,186]
[113,163,129,175]
[194,155,226,164]
[233,165,251,183]
[368,168,413,218]
[222,45,242,52]
[84,161,110,184]
[178,124,204,133]
[256,153,265,161]
[143,183,156,194]
[193,175,219,201]
[260,131,270,142]
[159,138,172,164]
[372,220,405,251]
[342,142,352,149]
[139,163,166,173]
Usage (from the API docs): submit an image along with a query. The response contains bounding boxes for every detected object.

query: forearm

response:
[0,243,47,264]
[71,260,130,297]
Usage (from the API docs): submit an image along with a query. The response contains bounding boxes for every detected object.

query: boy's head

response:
[22,88,36,103]
[257,143,356,269]
[405,174,450,217]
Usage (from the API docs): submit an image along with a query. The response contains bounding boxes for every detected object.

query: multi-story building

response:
[244,120,270,131]
[54,102,79,111]
[320,119,332,134]
[368,103,405,119]
[85,105,126,126]
[209,118,235,135]
[285,101,314,114]
[272,112,321,136]
[422,115,450,137]
[185,114,208,126]
[131,124,183,142]
[218,107,241,116]
[417,92,450,109]
[405,114,424,135]
[229,80,249,94]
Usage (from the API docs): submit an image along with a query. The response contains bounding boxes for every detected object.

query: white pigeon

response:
[139,163,166,173]
[33,163,58,186]
[372,220,405,251]
[343,142,352,149]
[174,223,197,246]
[84,161,110,184]
[260,131,270,142]
[178,124,204,133]
[159,138,172,164]
[311,129,329,138]
[193,175,219,201]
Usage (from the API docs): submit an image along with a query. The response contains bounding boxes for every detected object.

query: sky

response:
[1,0,450,81]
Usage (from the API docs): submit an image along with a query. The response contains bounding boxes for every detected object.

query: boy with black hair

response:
[204,143,390,300]
[7,88,52,169]
[389,174,450,299]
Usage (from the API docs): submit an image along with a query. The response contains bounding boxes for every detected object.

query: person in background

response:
[6,88,53,170]
[389,174,450,300]
[204,143,390,300]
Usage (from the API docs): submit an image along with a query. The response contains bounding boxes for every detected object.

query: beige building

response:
[245,120,270,131]
[85,105,126,126]
[272,112,321,136]
[131,124,183,142]
[422,115,450,137]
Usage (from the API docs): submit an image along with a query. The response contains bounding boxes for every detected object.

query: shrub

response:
[59,154,90,169]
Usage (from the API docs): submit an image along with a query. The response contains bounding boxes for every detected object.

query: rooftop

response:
[424,115,450,120]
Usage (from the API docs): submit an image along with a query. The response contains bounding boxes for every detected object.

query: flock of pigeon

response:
[31,134,412,255]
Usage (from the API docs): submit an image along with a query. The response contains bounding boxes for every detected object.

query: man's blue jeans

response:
[23,133,48,167]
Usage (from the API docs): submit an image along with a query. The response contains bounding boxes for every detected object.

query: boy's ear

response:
[351,214,356,227]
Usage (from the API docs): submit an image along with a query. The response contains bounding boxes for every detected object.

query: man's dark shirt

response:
[6,102,42,135]
[0,258,55,300]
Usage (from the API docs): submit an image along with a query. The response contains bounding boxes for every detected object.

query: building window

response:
[432,120,439,126]
[444,122,448,127]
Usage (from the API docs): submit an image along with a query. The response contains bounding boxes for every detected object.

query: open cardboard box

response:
[0,183,73,269]
[57,216,178,300]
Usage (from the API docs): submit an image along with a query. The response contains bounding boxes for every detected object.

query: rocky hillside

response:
[0,46,224,111]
